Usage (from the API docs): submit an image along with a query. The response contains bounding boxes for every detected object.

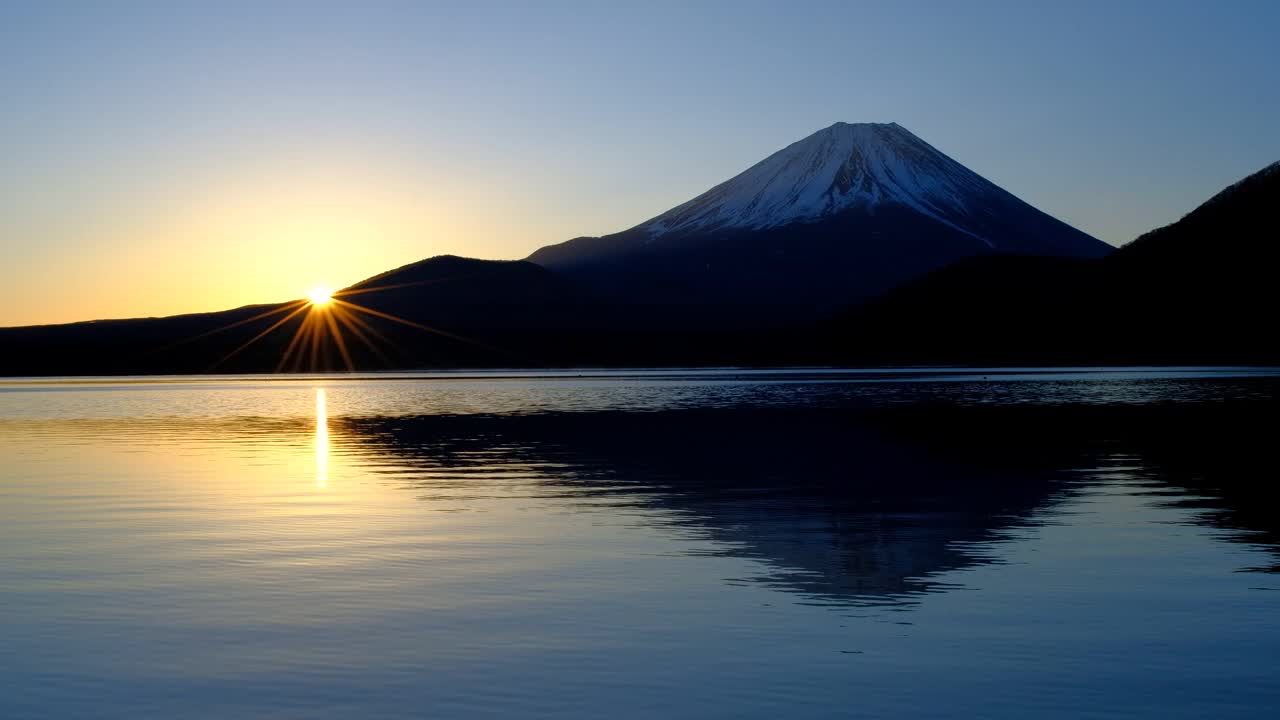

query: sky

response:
[2,0,1278,326]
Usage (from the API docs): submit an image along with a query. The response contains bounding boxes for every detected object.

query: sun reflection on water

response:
[315,387,329,489]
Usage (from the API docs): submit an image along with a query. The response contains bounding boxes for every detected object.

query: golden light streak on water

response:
[315,387,329,489]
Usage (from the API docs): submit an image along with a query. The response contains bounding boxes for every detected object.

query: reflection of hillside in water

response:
[850,399,1280,574]
[337,407,1080,607]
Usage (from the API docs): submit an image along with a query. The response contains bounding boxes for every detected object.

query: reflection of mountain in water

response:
[859,399,1280,573]
[337,407,1080,607]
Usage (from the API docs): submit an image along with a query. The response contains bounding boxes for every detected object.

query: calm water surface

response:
[2,368,1278,718]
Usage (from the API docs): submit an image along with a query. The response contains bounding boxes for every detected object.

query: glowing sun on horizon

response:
[307,286,334,306]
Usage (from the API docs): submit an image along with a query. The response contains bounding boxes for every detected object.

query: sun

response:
[307,286,334,306]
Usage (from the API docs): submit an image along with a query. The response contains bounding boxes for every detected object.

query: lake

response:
[2,368,1278,718]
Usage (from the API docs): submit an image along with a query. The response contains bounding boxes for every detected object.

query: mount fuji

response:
[528,122,1111,319]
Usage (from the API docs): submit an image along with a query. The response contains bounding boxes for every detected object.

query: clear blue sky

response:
[2,0,1278,325]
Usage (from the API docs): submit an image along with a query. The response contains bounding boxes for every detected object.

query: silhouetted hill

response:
[830,160,1280,364]
[336,254,588,332]
[0,302,297,376]
[0,254,814,375]
[0,257,597,375]
[1116,160,1279,265]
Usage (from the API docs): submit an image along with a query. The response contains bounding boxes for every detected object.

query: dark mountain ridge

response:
[830,160,1280,364]
[0,257,593,375]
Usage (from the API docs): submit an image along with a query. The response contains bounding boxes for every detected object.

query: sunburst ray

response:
[276,310,316,373]
[321,308,355,371]
[143,278,516,373]
[207,302,309,371]
[146,299,306,359]
[331,304,394,367]
[332,298,505,355]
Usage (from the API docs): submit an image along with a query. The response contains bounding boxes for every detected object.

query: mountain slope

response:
[1112,160,1279,269]
[830,159,1280,363]
[338,255,587,330]
[529,122,1110,319]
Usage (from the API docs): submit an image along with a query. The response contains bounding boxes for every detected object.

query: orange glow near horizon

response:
[0,154,577,327]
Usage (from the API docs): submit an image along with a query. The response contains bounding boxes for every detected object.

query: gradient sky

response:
[3,1,1278,326]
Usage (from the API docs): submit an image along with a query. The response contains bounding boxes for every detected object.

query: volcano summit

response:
[529,122,1110,318]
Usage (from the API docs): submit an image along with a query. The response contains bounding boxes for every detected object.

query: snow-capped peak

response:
[638,122,999,241]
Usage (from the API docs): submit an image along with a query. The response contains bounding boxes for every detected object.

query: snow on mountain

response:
[638,122,1001,244]
[525,121,1110,318]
